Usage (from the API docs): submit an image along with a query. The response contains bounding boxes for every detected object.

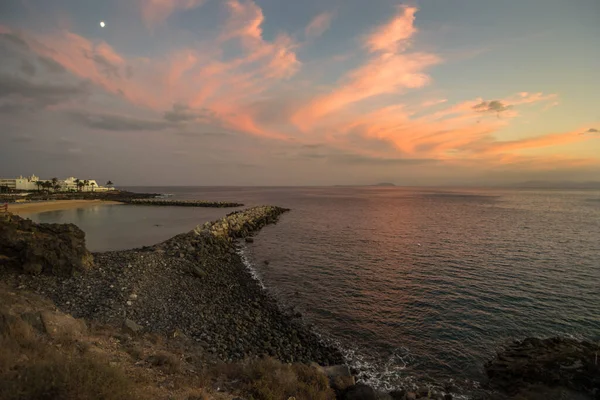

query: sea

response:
[28,186,600,391]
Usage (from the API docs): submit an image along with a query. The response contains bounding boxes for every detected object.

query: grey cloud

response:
[0,73,87,107]
[301,143,323,149]
[10,134,34,143]
[473,100,512,113]
[83,50,120,79]
[0,32,29,49]
[37,55,66,74]
[164,103,217,123]
[584,128,599,134]
[332,154,438,166]
[20,58,36,76]
[70,111,171,131]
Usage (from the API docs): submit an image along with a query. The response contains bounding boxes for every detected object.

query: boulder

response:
[123,319,143,334]
[0,214,94,276]
[40,311,87,338]
[342,384,378,400]
[485,337,600,397]
[389,389,406,400]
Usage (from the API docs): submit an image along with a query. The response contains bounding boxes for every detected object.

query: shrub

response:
[215,357,335,400]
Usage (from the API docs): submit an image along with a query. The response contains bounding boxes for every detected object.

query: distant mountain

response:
[372,182,396,187]
[508,181,600,189]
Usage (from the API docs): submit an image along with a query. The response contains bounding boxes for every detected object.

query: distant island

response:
[372,182,396,187]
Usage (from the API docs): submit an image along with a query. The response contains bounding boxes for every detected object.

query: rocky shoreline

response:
[1,206,599,399]
[122,199,244,208]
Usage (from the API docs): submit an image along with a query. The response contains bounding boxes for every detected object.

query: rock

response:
[0,214,93,276]
[21,312,45,332]
[129,293,138,300]
[245,237,254,243]
[123,319,143,334]
[323,364,352,378]
[417,386,430,397]
[40,311,87,338]
[22,262,43,275]
[485,337,600,397]
[406,393,417,400]
[264,260,269,265]
[331,376,356,393]
[342,384,377,400]
[444,394,453,400]
[192,266,206,278]
[389,389,406,400]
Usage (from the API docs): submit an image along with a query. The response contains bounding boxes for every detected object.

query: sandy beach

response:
[6,200,122,215]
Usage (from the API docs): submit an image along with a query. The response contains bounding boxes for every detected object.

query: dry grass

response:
[0,312,141,400]
[147,351,182,373]
[213,357,335,400]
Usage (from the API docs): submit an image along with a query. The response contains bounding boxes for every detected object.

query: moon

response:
[100,21,106,28]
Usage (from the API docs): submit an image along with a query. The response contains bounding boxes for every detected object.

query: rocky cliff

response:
[0,214,93,276]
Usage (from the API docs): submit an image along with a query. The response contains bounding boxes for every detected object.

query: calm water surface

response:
[27,187,600,389]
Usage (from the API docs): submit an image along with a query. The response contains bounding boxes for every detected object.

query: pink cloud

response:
[139,0,206,28]
[305,11,335,39]
[365,6,417,53]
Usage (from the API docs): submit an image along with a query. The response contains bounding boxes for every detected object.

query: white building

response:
[0,175,115,192]
[0,175,40,191]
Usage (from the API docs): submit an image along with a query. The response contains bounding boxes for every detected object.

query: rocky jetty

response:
[122,199,244,208]
[0,213,93,276]
[485,337,600,398]
[1,205,343,369]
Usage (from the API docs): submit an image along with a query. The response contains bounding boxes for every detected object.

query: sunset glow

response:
[1,0,598,185]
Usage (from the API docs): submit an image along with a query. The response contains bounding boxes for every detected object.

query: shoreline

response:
[1,206,597,399]
[7,199,123,215]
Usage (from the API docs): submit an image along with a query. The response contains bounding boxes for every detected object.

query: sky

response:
[0,0,599,186]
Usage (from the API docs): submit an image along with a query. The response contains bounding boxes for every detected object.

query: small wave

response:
[237,244,266,289]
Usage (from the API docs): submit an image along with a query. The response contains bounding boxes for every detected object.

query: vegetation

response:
[0,314,138,400]
[213,357,335,400]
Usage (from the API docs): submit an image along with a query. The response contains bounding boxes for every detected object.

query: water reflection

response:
[28,204,231,252]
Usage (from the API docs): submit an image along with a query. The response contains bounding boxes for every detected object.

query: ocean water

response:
[27,187,600,389]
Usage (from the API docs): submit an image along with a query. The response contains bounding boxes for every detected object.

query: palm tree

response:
[35,181,43,192]
[54,183,61,192]
[77,181,85,192]
[83,180,90,192]
[42,181,52,192]
[51,178,58,192]
[74,178,80,191]
[106,180,113,186]
[90,182,96,192]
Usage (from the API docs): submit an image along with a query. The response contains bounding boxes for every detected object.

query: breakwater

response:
[122,199,244,208]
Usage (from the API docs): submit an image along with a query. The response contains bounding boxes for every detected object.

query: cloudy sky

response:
[1,0,599,186]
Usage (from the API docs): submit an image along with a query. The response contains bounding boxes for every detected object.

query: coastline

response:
[7,199,123,214]
[1,204,598,399]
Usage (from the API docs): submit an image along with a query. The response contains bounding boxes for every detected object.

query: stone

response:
[0,214,94,276]
[20,312,45,332]
[417,386,430,397]
[331,376,356,393]
[40,311,87,338]
[389,389,406,400]
[129,293,138,300]
[123,319,143,334]
[485,337,600,397]
[245,237,254,243]
[342,384,377,400]
[22,262,43,275]
[323,364,352,378]
[406,393,417,400]
[192,266,206,278]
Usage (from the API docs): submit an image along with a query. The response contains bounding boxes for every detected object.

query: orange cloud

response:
[139,0,206,28]
[305,11,335,39]
[365,6,417,53]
